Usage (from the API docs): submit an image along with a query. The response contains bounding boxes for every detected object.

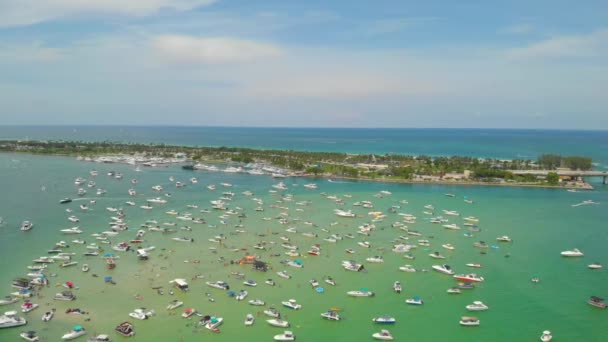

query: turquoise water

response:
[0,153,607,341]
[1,126,608,166]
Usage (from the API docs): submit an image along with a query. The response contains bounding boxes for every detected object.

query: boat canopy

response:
[74,325,83,331]
[173,278,188,289]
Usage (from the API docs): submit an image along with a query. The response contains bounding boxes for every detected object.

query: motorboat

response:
[265,279,276,286]
[243,280,257,287]
[432,264,455,275]
[273,330,295,341]
[236,290,248,301]
[87,334,111,342]
[264,308,281,318]
[248,299,265,306]
[587,296,607,309]
[244,313,255,326]
[366,256,384,263]
[20,221,33,231]
[561,248,584,257]
[282,299,301,310]
[325,277,336,286]
[81,264,89,272]
[372,329,394,340]
[115,322,135,337]
[466,301,489,311]
[0,311,27,328]
[496,236,512,242]
[358,241,371,248]
[129,308,154,320]
[21,301,38,313]
[588,263,603,269]
[459,316,480,326]
[321,310,341,321]
[61,261,78,268]
[309,279,320,288]
[453,274,484,283]
[335,209,355,218]
[443,224,461,230]
[447,287,462,294]
[206,281,230,290]
[399,265,416,272]
[429,252,446,259]
[405,296,423,305]
[54,291,76,301]
[181,308,196,318]
[60,198,73,204]
[166,300,183,310]
[347,290,375,297]
[342,261,364,272]
[62,325,86,340]
[442,243,455,250]
[393,281,402,293]
[61,227,82,234]
[372,315,396,324]
[204,316,223,331]
[20,331,39,341]
[68,216,80,223]
[42,310,54,321]
[466,263,482,268]
[0,296,19,306]
[277,271,291,279]
[171,237,194,243]
[541,330,553,341]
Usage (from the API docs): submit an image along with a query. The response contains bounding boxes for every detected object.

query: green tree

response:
[546,172,559,185]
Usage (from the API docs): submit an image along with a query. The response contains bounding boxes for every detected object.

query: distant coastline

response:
[0,139,598,190]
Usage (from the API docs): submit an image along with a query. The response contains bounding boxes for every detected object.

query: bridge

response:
[510,170,608,184]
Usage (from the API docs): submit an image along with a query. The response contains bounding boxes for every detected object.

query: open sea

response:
[0,127,607,341]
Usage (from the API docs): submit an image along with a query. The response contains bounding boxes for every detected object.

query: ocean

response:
[0,127,607,341]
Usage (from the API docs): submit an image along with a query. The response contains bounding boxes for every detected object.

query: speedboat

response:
[405,296,423,305]
[496,236,512,242]
[325,277,336,286]
[244,314,255,326]
[61,227,82,234]
[442,243,455,250]
[459,316,480,326]
[347,290,375,297]
[236,290,248,301]
[587,296,607,309]
[393,281,402,293]
[265,279,276,286]
[129,308,154,320]
[20,221,33,231]
[282,299,301,310]
[560,248,584,257]
[60,198,73,204]
[248,299,265,306]
[466,301,489,311]
[20,331,39,341]
[0,311,27,328]
[87,334,111,342]
[243,280,257,287]
[273,330,295,341]
[588,263,603,269]
[54,291,76,301]
[21,302,38,313]
[206,281,230,290]
[42,310,54,321]
[372,329,394,340]
[447,287,462,294]
[541,330,553,341]
[453,274,484,283]
[320,310,340,321]
[399,265,416,272]
[205,317,223,331]
[366,256,384,263]
[277,271,291,279]
[0,297,19,306]
[166,300,183,310]
[372,315,396,324]
[62,325,86,340]
[432,264,455,275]
[264,308,281,318]
[181,308,196,318]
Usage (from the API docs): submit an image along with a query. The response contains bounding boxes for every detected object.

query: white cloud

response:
[0,41,64,62]
[499,23,533,35]
[0,0,216,27]
[151,35,283,64]
[506,29,608,60]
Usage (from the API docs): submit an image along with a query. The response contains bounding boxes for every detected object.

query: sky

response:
[0,0,607,129]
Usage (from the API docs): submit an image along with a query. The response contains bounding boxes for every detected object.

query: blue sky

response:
[0,0,607,128]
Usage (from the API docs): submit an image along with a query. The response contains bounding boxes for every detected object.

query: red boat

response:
[307,250,320,256]
[453,274,484,283]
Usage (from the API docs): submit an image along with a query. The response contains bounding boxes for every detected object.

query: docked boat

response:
[21,302,38,313]
[372,315,396,324]
[321,310,340,321]
[206,281,230,290]
[282,299,301,310]
[54,291,76,301]
[405,296,423,305]
[0,311,27,328]
[347,290,375,297]
[244,314,255,326]
[20,330,39,341]
[393,281,402,293]
[42,310,54,322]
[587,296,607,309]
[453,274,484,283]
[541,330,553,341]
[273,330,295,341]
[372,329,394,340]
[115,322,135,337]
[466,301,489,311]
[432,264,455,275]
[560,248,584,257]
[460,316,480,326]
[20,221,33,231]
[62,325,86,340]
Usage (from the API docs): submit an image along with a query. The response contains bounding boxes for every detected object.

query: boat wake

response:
[571,200,600,207]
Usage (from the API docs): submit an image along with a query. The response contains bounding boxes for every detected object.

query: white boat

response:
[277,271,291,279]
[236,290,248,301]
[320,310,341,320]
[372,329,394,340]
[372,315,396,324]
[20,221,33,231]
[466,301,489,311]
[432,264,455,275]
[21,302,38,313]
[447,287,462,294]
[62,325,86,340]
[399,265,416,272]
[405,296,423,305]
[442,243,455,250]
[443,224,461,230]
[429,252,446,259]
[54,291,76,301]
[282,299,301,310]
[181,308,196,318]
[87,334,111,342]
[466,263,482,268]
[206,281,230,290]
[366,256,384,263]
[264,308,281,318]
[265,279,276,286]
[459,316,480,326]
[166,300,183,310]
[61,227,83,234]
[561,248,584,257]
[453,274,485,283]
[128,308,154,320]
[358,241,371,248]
[205,317,223,331]
[347,290,375,297]
[171,237,194,242]
[588,263,603,269]
[335,209,355,218]
[42,310,54,322]
[68,216,80,223]
[244,314,255,326]
[393,281,402,293]
[273,330,295,341]
[325,277,336,286]
[0,297,19,306]
[20,331,39,341]
[248,299,265,306]
[541,330,553,341]
[0,311,27,328]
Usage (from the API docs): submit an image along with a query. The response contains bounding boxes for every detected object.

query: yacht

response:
[273,330,295,341]
[541,330,553,341]
[372,329,394,341]
[466,301,489,311]
[347,290,375,297]
[453,274,484,283]
[560,248,584,257]
[282,299,301,310]
[20,331,39,341]
[62,325,86,340]
[320,310,340,321]
[0,311,26,328]
[405,296,423,305]
[432,264,455,275]
[206,281,230,290]
[372,315,396,324]
[459,316,480,326]
[20,221,33,231]
[244,313,255,326]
